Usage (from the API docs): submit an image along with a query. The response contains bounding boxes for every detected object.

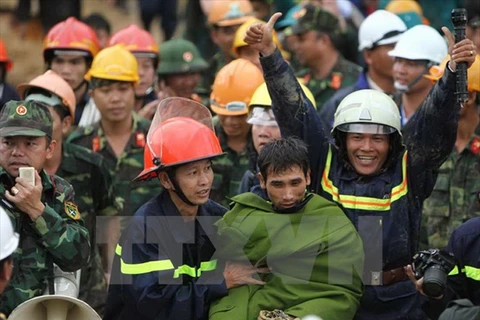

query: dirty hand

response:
[244,12,282,56]
[223,261,270,289]
[442,27,477,72]
[5,170,45,221]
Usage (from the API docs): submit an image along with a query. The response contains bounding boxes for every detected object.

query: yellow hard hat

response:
[249,80,317,114]
[425,54,480,92]
[232,17,290,60]
[85,45,139,84]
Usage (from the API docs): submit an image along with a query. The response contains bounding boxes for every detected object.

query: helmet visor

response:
[336,123,396,134]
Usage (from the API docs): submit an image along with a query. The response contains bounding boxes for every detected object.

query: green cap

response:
[0,100,53,138]
[157,39,208,75]
[289,4,339,35]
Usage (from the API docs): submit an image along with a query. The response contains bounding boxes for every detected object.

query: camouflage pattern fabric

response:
[56,142,120,315]
[67,112,161,230]
[296,56,361,112]
[0,169,90,316]
[210,121,255,207]
[422,135,480,249]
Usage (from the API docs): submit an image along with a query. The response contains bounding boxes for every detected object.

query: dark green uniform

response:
[296,56,361,112]
[56,142,119,315]
[67,112,161,229]
[210,121,255,207]
[422,135,480,249]
[0,169,90,316]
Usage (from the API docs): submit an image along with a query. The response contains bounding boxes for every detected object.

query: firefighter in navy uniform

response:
[243,13,478,320]
[104,98,266,320]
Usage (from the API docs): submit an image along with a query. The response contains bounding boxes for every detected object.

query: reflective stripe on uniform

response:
[321,145,408,211]
[116,244,218,277]
[449,265,480,281]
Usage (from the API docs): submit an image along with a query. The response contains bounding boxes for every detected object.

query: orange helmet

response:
[134,98,223,181]
[0,39,12,71]
[17,70,76,121]
[207,0,253,27]
[425,54,480,92]
[109,25,159,60]
[43,17,100,63]
[210,58,264,116]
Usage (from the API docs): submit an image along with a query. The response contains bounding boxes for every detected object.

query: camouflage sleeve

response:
[95,157,121,217]
[30,178,91,272]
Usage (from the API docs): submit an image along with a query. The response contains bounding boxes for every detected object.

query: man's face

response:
[295,31,322,67]
[0,136,55,177]
[259,165,310,210]
[237,46,261,70]
[48,106,72,144]
[346,132,390,176]
[211,25,241,57]
[252,124,280,153]
[217,114,251,139]
[136,56,156,97]
[393,58,430,93]
[172,159,214,205]
[50,54,88,90]
[165,73,201,98]
[364,44,396,78]
[92,82,135,123]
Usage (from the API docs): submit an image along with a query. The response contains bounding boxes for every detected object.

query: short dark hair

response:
[82,13,111,35]
[258,137,310,180]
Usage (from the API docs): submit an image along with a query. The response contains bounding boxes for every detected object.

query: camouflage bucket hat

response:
[157,39,208,75]
[0,100,53,138]
[289,4,339,35]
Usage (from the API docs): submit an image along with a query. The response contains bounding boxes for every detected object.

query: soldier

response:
[197,0,254,104]
[108,25,159,114]
[421,54,480,249]
[209,59,263,206]
[68,45,160,230]
[244,12,476,319]
[0,100,90,316]
[0,39,19,110]
[16,70,120,315]
[289,4,362,111]
[320,10,407,131]
[43,17,101,128]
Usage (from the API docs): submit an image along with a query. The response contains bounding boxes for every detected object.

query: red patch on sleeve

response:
[92,136,100,153]
[471,137,480,155]
[331,73,342,89]
[136,132,145,148]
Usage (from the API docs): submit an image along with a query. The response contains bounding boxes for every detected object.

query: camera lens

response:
[423,266,447,297]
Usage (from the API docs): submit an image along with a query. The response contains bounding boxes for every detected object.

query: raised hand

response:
[442,26,477,72]
[244,12,282,56]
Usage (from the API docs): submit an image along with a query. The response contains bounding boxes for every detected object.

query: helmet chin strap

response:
[167,169,196,207]
[394,62,433,94]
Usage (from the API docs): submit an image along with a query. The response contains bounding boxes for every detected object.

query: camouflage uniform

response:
[0,168,90,315]
[422,135,480,249]
[67,112,160,230]
[289,4,362,111]
[56,142,120,315]
[210,121,255,207]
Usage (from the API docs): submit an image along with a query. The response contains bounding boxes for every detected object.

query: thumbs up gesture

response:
[244,12,282,56]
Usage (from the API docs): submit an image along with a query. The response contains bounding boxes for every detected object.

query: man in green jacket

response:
[209,137,364,320]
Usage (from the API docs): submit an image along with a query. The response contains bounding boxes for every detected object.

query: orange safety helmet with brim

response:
[17,70,76,121]
[133,98,224,182]
[425,54,480,92]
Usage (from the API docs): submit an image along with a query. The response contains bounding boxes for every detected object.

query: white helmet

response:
[358,10,407,51]
[0,206,19,260]
[333,89,402,135]
[388,25,448,64]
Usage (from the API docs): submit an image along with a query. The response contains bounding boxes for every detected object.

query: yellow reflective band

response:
[120,258,174,275]
[174,265,196,278]
[448,265,480,281]
[197,259,218,277]
[321,146,408,211]
[116,244,122,256]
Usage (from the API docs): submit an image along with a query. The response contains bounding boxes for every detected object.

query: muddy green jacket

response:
[209,191,364,320]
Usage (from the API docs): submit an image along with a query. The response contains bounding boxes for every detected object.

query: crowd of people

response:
[0,0,479,319]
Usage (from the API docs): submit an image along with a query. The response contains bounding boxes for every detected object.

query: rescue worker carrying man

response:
[104,98,268,320]
[244,12,477,320]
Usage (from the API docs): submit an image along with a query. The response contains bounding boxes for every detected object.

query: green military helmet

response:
[157,39,208,75]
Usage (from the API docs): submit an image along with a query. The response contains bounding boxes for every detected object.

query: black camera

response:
[412,249,456,298]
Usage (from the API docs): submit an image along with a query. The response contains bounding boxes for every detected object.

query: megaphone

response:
[7,295,101,320]
[8,264,101,319]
